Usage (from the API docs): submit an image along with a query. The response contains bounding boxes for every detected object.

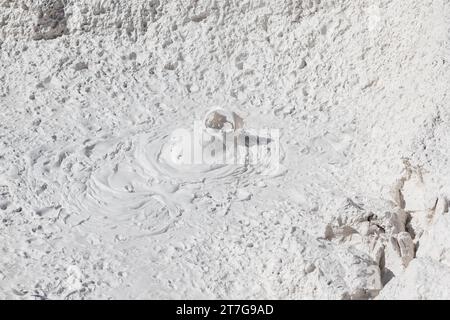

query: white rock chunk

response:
[378,258,450,300]
[416,213,450,267]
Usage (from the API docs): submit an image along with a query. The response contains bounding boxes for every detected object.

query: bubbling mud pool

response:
[27,114,284,241]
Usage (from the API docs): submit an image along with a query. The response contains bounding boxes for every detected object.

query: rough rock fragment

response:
[416,213,450,267]
[377,258,450,300]
[33,0,67,40]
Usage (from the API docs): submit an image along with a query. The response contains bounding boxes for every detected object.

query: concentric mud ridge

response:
[19,121,284,241]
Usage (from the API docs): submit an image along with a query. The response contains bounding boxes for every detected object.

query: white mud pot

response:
[0,0,449,300]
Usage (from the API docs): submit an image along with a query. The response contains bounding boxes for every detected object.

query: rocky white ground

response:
[0,0,450,299]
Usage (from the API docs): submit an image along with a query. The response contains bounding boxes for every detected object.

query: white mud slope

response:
[1,0,450,299]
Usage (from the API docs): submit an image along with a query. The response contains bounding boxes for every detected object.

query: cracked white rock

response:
[416,214,450,267]
[377,258,450,300]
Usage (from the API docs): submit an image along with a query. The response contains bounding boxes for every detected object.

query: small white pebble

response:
[190,84,199,92]
[236,188,252,201]
[254,180,267,188]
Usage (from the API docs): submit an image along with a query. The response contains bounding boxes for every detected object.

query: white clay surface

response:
[0,0,450,299]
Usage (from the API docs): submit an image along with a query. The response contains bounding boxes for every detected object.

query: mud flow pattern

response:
[26,112,284,240]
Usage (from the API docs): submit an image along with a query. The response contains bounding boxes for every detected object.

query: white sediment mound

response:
[0,0,449,299]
